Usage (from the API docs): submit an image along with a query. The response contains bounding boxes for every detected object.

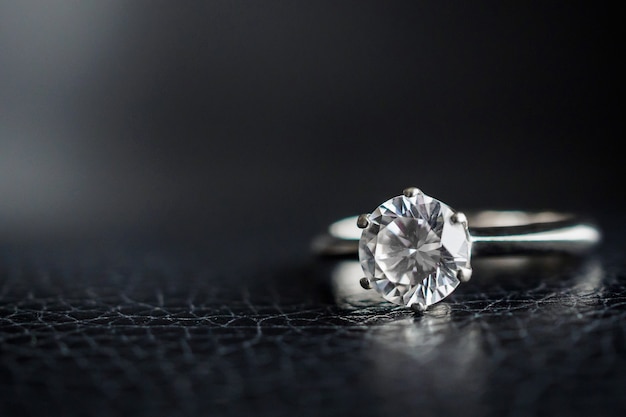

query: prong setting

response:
[359,277,371,290]
[410,303,426,313]
[403,187,421,198]
[457,267,473,283]
[357,213,370,229]
[451,211,468,227]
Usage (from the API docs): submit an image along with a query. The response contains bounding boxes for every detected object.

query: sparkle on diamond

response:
[358,192,471,308]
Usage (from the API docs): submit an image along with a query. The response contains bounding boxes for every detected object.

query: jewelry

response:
[313,187,601,311]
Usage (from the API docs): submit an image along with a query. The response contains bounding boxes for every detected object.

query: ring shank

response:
[312,211,601,256]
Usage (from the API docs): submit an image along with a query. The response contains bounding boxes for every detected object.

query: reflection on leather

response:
[0,245,622,417]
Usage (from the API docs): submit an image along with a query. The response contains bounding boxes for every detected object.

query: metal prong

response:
[403,187,421,197]
[457,267,473,283]
[357,213,370,229]
[451,212,468,226]
[359,277,371,290]
[410,303,426,313]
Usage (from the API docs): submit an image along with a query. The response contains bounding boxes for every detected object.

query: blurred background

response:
[0,1,622,246]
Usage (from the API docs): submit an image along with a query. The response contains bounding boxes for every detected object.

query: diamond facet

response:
[358,190,471,309]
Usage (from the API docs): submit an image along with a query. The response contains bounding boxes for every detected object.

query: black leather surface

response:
[1,228,625,417]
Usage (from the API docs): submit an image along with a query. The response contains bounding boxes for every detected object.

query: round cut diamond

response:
[359,191,471,308]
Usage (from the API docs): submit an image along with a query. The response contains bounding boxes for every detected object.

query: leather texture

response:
[1,232,625,417]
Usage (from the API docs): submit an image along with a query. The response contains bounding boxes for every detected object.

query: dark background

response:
[1,2,624,417]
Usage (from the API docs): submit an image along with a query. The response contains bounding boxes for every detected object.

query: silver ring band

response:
[313,211,601,257]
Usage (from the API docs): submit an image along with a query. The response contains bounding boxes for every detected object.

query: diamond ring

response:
[312,187,601,311]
